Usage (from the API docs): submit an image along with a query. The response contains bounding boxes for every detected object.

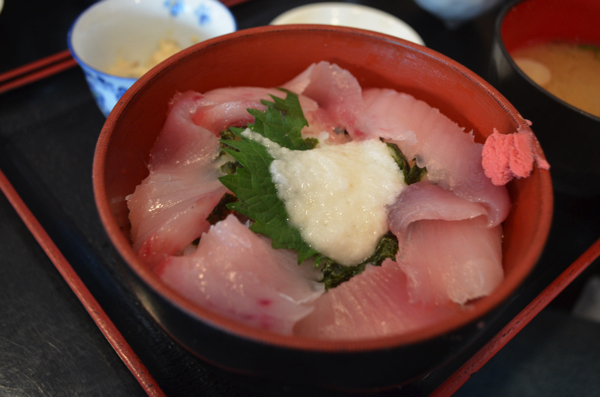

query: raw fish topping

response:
[127,61,517,339]
[158,214,324,335]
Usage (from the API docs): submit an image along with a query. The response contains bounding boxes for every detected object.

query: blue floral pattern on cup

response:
[69,0,236,117]
[164,0,183,17]
[80,64,134,117]
[163,1,214,25]
[195,4,211,25]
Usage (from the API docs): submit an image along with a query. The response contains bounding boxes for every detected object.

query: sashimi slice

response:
[147,91,218,168]
[188,85,340,144]
[357,88,510,227]
[191,87,317,135]
[157,215,325,335]
[387,181,488,233]
[129,171,227,268]
[293,259,461,339]
[282,61,365,140]
[352,88,419,146]
[301,108,352,145]
[127,91,228,268]
[396,216,503,305]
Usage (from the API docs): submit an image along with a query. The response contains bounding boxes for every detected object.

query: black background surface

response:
[1,0,599,396]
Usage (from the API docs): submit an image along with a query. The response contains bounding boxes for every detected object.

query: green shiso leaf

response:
[406,163,428,185]
[386,142,427,185]
[319,232,399,290]
[219,127,243,175]
[206,193,238,225]
[217,90,405,288]
[218,91,319,263]
[246,88,314,151]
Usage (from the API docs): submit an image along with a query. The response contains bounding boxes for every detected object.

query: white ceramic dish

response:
[271,3,425,46]
[68,0,236,117]
[414,0,504,28]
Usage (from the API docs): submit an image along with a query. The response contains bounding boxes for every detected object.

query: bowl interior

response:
[95,25,553,351]
[501,0,600,52]
[70,0,236,73]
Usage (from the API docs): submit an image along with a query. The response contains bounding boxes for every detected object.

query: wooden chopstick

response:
[0,49,77,95]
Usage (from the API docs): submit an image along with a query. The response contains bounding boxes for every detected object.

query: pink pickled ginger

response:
[482,127,550,186]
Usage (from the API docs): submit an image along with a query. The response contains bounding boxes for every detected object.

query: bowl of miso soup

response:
[491,0,600,196]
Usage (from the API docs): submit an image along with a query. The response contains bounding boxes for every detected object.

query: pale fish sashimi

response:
[157,215,325,335]
[190,86,320,136]
[396,216,503,305]
[282,61,364,144]
[147,91,216,167]
[293,259,461,339]
[387,181,488,233]
[127,91,228,268]
[357,88,510,226]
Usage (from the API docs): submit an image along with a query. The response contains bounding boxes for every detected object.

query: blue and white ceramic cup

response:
[68,0,236,117]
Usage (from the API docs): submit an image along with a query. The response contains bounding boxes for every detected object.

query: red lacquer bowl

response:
[93,25,553,390]
[490,0,600,196]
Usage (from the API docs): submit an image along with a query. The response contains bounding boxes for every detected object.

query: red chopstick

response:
[431,237,600,397]
[220,0,250,7]
[0,49,77,95]
[0,169,166,397]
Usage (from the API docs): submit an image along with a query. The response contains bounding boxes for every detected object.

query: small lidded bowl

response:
[490,0,600,196]
[68,0,236,117]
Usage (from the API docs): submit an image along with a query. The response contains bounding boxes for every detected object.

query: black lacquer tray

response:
[1,1,599,396]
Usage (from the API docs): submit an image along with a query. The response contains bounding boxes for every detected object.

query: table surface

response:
[1,1,600,396]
